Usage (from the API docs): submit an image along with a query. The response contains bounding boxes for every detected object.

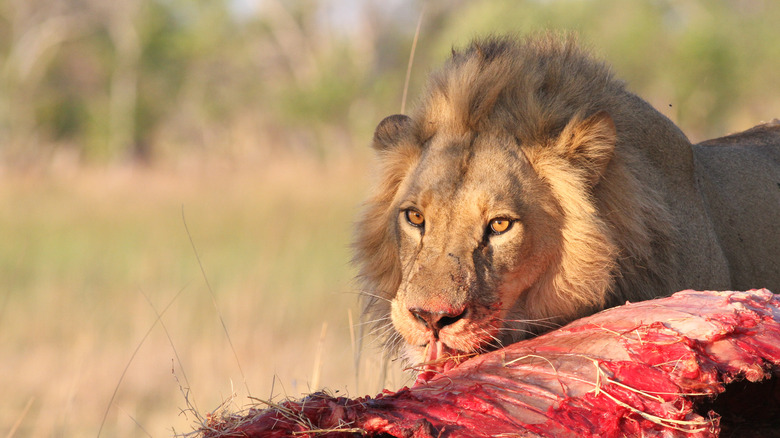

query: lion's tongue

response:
[414,341,459,386]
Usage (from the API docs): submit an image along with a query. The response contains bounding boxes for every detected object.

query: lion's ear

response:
[556,111,616,185]
[373,114,413,151]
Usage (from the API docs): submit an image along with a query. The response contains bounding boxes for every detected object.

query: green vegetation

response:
[0,0,778,436]
[2,0,779,165]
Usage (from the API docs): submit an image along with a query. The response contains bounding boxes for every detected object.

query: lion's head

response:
[355,35,676,374]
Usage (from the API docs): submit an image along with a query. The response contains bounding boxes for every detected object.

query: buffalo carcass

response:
[200,289,780,438]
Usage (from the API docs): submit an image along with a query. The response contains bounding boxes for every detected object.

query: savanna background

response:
[2,0,779,436]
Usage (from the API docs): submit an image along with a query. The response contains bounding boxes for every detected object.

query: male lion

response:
[354,35,780,374]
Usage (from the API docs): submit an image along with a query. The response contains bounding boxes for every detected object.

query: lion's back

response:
[693,121,780,291]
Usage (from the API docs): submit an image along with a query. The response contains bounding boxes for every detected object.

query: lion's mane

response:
[355,34,701,350]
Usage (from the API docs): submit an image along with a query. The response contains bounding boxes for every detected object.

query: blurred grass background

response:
[1,0,779,436]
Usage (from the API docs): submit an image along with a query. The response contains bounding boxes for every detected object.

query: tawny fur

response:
[354,33,780,362]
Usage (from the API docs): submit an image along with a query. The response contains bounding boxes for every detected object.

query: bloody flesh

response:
[200,289,780,438]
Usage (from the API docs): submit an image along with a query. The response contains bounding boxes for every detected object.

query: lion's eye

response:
[405,209,425,227]
[489,218,512,234]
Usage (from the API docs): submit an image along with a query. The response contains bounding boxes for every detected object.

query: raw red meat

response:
[199,289,780,438]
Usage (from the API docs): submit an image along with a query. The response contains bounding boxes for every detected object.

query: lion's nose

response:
[409,307,466,331]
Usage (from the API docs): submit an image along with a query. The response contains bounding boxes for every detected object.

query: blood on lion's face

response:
[389,129,564,369]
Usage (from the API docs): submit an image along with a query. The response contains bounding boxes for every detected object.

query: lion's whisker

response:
[366,322,395,340]
[479,329,505,351]
[357,290,393,303]
[355,316,392,328]
[501,315,560,322]
[500,318,562,330]
[496,327,538,337]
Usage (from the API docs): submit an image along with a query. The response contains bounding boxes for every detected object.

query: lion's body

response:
[354,34,780,367]
[693,123,780,289]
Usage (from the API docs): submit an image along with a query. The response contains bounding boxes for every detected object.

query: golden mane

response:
[413,34,621,143]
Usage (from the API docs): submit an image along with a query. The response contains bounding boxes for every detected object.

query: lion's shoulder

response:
[696,119,780,149]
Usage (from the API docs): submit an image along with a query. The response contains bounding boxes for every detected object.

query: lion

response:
[354,34,780,375]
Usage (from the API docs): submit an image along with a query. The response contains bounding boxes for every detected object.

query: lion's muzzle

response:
[408,306,467,338]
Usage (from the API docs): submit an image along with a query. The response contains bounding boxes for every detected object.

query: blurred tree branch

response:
[1,1,93,158]
[105,0,141,161]
[261,0,321,87]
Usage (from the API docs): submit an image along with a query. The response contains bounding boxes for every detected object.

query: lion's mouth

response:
[413,340,474,385]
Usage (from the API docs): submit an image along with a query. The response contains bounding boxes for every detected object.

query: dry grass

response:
[0,156,409,437]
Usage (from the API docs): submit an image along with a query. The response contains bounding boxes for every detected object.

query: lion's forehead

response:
[406,134,530,212]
